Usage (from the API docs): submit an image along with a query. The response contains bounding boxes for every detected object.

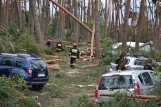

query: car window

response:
[150,72,161,84]
[142,72,153,85]
[29,59,46,69]
[98,75,134,90]
[2,57,12,66]
[134,59,145,65]
[16,60,23,67]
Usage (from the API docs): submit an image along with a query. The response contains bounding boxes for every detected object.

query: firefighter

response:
[46,39,51,47]
[55,41,63,53]
[69,43,80,69]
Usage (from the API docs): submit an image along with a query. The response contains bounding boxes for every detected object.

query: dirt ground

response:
[29,54,99,107]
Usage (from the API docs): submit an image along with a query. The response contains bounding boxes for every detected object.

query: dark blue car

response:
[0,53,49,91]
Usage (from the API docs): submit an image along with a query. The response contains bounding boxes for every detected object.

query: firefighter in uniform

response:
[46,39,51,47]
[69,43,80,69]
[55,41,63,52]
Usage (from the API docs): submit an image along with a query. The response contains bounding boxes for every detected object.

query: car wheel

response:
[32,84,44,91]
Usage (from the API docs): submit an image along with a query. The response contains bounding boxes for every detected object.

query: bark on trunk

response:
[30,0,43,44]
[135,0,145,51]
[5,0,9,26]
[0,0,2,25]
[73,0,79,43]
[122,0,131,48]
[104,0,111,38]
[94,0,101,59]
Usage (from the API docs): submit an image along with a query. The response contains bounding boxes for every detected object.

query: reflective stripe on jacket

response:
[69,47,79,58]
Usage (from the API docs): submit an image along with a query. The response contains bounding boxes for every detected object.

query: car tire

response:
[32,84,44,91]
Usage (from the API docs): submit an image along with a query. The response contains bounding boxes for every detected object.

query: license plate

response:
[38,74,45,77]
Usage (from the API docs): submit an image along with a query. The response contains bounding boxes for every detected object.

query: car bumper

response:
[26,78,48,85]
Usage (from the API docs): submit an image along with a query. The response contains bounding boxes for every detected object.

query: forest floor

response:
[26,51,105,107]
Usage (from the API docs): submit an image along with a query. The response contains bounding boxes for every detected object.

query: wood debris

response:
[82,64,98,68]
[42,55,59,59]
[45,60,57,64]
[48,64,60,71]
[66,45,72,49]
[55,59,65,62]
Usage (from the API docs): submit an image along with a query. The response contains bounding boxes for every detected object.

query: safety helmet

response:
[73,43,77,46]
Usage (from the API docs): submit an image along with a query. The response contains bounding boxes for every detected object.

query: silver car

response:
[95,70,158,102]
[109,56,148,71]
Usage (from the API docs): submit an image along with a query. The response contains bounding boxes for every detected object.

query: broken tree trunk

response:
[48,64,60,71]
[9,42,15,53]
[45,60,57,64]
[139,41,153,49]
[49,0,93,34]
[90,20,95,57]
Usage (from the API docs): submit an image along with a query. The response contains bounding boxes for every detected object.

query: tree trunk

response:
[30,0,43,44]
[0,0,2,25]
[37,0,42,29]
[104,0,111,38]
[5,0,9,26]
[86,0,91,45]
[135,0,145,51]
[122,0,131,49]
[15,0,22,28]
[94,0,101,59]
[73,0,79,43]
[60,0,66,40]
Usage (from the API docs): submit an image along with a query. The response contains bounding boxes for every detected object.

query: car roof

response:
[102,70,153,77]
[112,42,144,49]
[0,53,41,60]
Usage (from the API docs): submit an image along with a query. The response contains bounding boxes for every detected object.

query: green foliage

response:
[0,27,39,54]
[17,97,38,107]
[66,29,73,41]
[48,84,65,98]
[0,76,27,106]
[64,95,94,107]
[99,37,118,65]
[55,72,66,78]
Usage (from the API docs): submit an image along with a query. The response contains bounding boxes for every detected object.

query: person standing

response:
[144,59,153,70]
[46,39,51,47]
[69,43,80,69]
[55,41,63,53]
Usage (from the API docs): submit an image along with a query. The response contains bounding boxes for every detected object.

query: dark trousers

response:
[70,57,76,65]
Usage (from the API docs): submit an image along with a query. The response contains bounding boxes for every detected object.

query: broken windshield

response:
[98,75,134,90]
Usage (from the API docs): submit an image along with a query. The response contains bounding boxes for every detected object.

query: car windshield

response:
[29,59,46,69]
[98,75,134,90]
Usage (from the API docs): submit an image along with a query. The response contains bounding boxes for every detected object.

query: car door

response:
[0,57,14,77]
[137,72,154,95]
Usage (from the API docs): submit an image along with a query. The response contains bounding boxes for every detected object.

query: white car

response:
[95,70,159,102]
[109,56,148,71]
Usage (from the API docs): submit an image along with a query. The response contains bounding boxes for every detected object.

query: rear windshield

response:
[134,59,146,65]
[98,75,134,90]
[29,59,46,69]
